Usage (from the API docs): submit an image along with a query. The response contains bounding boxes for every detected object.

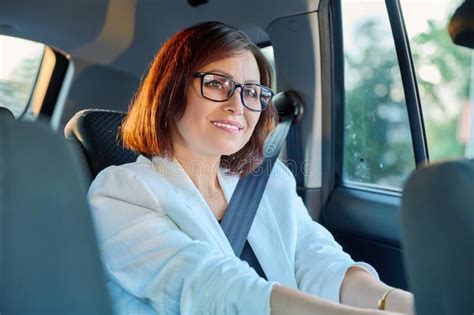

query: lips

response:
[211,120,244,131]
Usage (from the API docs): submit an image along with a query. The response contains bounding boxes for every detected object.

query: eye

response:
[243,86,259,99]
[204,79,224,90]
[203,75,231,91]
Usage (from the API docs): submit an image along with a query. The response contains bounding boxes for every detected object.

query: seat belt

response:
[220,91,303,257]
[287,124,304,187]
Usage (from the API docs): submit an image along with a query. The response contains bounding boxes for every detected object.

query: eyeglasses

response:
[193,72,274,112]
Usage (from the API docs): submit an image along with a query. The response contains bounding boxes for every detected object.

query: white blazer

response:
[88,156,377,314]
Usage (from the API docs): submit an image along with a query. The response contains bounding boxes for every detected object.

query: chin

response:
[219,148,241,156]
[216,144,245,156]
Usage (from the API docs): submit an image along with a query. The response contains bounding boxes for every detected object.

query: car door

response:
[318,0,472,289]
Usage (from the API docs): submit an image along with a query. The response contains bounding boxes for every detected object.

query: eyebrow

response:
[206,69,260,84]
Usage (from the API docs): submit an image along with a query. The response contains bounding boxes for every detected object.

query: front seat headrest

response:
[64,109,139,178]
[448,0,474,48]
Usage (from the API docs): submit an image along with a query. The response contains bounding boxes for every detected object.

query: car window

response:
[0,35,44,119]
[401,0,474,160]
[341,1,416,190]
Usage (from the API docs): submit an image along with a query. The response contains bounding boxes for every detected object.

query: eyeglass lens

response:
[201,73,271,111]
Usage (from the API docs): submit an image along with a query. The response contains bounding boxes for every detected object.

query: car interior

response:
[0,0,473,314]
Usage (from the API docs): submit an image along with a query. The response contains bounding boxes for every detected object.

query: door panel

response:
[323,187,407,289]
[317,0,427,291]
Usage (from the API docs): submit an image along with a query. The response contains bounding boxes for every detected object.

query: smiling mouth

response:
[211,121,243,131]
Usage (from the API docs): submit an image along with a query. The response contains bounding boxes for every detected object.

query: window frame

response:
[385,0,429,166]
[333,0,429,194]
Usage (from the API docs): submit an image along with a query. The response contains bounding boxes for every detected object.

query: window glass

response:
[342,1,416,190]
[401,0,474,160]
[0,35,44,118]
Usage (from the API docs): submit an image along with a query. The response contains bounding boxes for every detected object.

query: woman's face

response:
[172,51,262,158]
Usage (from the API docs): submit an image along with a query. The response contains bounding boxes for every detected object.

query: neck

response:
[172,143,222,197]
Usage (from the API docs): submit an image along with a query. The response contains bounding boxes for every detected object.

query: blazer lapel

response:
[145,156,234,255]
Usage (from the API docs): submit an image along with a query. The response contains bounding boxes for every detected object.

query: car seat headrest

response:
[448,0,474,49]
[273,90,304,123]
[64,109,139,178]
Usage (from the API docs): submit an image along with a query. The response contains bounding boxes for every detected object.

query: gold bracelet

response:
[377,287,397,310]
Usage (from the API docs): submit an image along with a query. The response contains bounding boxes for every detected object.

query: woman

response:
[88,21,414,314]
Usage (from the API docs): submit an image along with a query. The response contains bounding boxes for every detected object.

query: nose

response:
[223,86,244,115]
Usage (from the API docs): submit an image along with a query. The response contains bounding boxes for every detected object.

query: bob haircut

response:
[121,21,278,175]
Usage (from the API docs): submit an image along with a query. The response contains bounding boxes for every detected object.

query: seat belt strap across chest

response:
[220,91,302,257]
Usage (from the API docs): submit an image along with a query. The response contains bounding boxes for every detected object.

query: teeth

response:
[212,122,239,130]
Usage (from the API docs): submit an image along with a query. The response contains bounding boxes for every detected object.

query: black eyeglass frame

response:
[193,72,274,112]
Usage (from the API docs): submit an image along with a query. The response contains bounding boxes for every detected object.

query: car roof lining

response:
[0,0,319,77]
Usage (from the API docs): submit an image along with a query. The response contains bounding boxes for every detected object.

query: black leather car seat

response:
[400,159,474,315]
[0,116,113,314]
